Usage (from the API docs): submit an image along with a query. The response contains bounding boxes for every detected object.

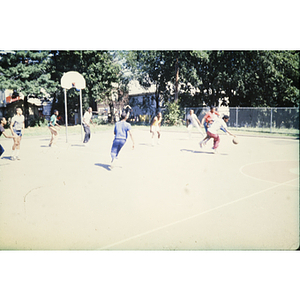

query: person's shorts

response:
[151,125,160,133]
[13,130,22,137]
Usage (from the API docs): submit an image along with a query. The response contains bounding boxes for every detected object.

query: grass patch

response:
[22,123,299,139]
[23,124,114,137]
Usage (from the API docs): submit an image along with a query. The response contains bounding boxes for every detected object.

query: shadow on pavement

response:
[94,163,112,171]
[180,149,228,155]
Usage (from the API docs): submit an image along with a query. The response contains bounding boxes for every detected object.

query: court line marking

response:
[239,160,299,186]
[98,177,298,250]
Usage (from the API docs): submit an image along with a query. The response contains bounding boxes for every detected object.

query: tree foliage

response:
[123,50,299,108]
[0,50,124,125]
[0,50,299,127]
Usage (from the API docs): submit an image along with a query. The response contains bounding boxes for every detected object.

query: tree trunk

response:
[24,96,29,128]
[108,101,115,124]
[175,58,179,103]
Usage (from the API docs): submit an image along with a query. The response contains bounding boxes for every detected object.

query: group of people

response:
[1,105,236,165]
[186,106,236,154]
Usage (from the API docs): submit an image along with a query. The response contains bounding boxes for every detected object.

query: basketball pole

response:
[79,88,83,141]
[64,88,68,143]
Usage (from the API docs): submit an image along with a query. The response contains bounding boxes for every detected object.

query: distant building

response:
[0,89,53,124]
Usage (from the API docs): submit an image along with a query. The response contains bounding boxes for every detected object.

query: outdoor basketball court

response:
[0,127,299,250]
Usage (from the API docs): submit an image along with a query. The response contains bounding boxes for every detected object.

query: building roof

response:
[128,80,156,96]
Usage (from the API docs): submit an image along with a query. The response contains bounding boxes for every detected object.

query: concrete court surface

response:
[0,127,299,250]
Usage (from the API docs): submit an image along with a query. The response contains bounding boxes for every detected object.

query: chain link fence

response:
[184,107,299,135]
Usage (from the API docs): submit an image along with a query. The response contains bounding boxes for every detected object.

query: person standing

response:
[186,109,203,139]
[110,112,134,168]
[0,117,14,158]
[10,107,25,160]
[200,115,236,154]
[82,107,94,145]
[48,110,61,147]
[150,111,162,145]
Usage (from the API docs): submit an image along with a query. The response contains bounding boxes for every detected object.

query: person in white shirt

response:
[200,115,236,154]
[186,110,203,139]
[10,107,25,160]
[82,107,94,144]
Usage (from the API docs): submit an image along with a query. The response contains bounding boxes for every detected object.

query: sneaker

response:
[212,148,218,154]
[11,156,16,161]
[199,141,203,148]
[110,159,115,169]
[16,156,21,160]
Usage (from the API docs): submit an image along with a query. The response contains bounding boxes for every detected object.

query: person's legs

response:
[187,124,193,139]
[49,127,58,146]
[15,135,21,159]
[151,126,157,145]
[207,131,220,149]
[11,131,21,159]
[111,139,126,162]
[83,125,91,143]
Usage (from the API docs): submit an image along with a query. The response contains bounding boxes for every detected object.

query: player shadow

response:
[71,144,86,147]
[0,155,13,160]
[94,163,112,171]
[180,149,228,155]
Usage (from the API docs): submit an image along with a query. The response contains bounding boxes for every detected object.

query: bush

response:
[163,101,183,126]
[28,116,48,127]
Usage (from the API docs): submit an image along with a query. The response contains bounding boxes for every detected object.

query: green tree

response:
[199,50,300,107]
[0,50,58,126]
[51,50,124,123]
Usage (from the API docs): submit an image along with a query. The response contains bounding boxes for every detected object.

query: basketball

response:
[233,137,239,144]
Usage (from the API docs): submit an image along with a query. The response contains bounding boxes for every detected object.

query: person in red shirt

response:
[200,105,221,147]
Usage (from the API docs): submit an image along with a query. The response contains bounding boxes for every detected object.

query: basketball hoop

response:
[61,71,86,143]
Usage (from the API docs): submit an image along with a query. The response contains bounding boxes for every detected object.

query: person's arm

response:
[200,116,206,127]
[2,130,14,138]
[186,116,190,127]
[55,117,61,128]
[223,127,236,137]
[158,118,162,127]
[128,130,134,149]
[10,120,16,136]
[150,117,156,132]
[90,116,95,126]
[21,119,25,135]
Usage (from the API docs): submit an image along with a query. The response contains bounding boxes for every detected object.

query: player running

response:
[200,115,236,154]
[186,109,203,139]
[48,110,61,147]
[110,111,134,168]
[150,111,162,145]
[10,107,25,160]
[82,107,94,145]
[200,105,221,146]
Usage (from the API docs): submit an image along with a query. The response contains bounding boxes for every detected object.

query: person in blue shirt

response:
[110,112,134,168]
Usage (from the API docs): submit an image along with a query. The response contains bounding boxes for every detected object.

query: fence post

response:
[235,107,238,128]
[270,108,273,133]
